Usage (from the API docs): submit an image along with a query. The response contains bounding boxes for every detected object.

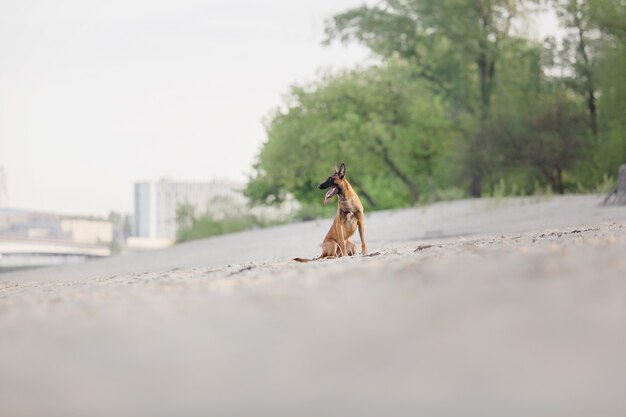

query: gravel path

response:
[1,195,625,417]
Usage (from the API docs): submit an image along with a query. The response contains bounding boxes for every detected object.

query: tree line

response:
[245,0,625,213]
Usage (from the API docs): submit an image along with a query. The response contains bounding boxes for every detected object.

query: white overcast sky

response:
[0,0,558,216]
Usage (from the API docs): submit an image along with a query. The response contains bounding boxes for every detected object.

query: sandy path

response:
[1,195,625,416]
[1,194,623,283]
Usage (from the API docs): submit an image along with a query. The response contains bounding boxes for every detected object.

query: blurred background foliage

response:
[245,0,626,212]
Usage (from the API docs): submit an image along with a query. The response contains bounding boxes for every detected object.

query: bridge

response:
[0,236,110,271]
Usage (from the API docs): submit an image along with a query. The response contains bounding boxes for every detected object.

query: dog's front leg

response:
[357,214,367,255]
[337,223,348,257]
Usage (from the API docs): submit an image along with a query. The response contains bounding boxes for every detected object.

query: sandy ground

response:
[1,195,625,417]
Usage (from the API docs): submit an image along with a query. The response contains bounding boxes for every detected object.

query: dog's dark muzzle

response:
[318,178,334,190]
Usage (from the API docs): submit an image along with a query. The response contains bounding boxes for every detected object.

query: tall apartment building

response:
[133,178,246,240]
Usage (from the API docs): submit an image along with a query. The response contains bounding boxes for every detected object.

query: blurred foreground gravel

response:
[1,195,625,417]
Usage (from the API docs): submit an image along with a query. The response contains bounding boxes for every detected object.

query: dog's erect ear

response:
[338,163,346,179]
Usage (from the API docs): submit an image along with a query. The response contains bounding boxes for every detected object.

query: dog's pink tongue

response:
[324,187,335,205]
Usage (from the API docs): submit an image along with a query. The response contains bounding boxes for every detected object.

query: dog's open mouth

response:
[324,186,338,205]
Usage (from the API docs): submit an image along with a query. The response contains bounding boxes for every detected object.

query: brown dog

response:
[294,163,367,262]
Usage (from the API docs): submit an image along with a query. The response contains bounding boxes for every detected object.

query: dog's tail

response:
[293,257,318,263]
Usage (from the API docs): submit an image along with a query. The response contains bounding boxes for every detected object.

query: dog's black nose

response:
[318,184,323,189]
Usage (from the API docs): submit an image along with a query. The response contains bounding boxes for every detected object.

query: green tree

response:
[589,0,626,177]
[175,203,195,232]
[481,90,591,193]
[326,0,524,115]
[589,0,626,39]
[325,0,534,195]
[246,63,452,208]
[553,0,601,135]
[246,0,623,207]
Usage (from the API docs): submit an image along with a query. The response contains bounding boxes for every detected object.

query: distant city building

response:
[133,178,246,240]
[0,209,113,244]
[61,218,113,244]
[0,209,113,270]
[0,209,67,240]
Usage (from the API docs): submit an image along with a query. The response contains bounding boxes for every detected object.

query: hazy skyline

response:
[0,0,558,216]
[0,0,373,216]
